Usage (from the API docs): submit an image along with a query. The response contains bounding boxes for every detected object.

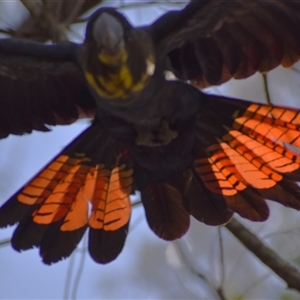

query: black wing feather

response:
[0,39,96,138]
[149,0,300,87]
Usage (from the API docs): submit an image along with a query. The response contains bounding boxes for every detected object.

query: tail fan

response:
[0,124,134,264]
[187,95,300,223]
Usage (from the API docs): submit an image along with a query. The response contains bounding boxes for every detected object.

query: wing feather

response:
[0,124,133,264]
[151,0,300,87]
[88,163,133,263]
[183,168,233,225]
[193,95,300,220]
[0,39,96,137]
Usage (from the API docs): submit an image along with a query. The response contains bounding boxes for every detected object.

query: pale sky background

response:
[1,1,300,299]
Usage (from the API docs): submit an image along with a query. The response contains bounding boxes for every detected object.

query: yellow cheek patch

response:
[85,45,155,99]
[85,62,150,99]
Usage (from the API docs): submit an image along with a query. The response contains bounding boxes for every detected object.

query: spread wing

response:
[188,95,300,222]
[0,38,96,138]
[150,0,300,87]
[0,124,133,264]
[137,96,300,240]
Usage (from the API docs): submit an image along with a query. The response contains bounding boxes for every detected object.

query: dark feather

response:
[141,181,190,241]
[0,39,96,137]
[89,225,129,264]
[152,0,300,87]
[0,124,133,264]
[1,2,300,265]
[192,95,300,220]
[183,169,233,225]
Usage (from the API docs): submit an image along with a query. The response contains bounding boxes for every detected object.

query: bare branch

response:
[173,240,225,299]
[64,1,85,26]
[131,200,142,207]
[63,253,76,300]
[0,238,10,247]
[20,0,43,17]
[71,236,87,300]
[217,228,226,299]
[225,218,300,292]
[262,74,272,105]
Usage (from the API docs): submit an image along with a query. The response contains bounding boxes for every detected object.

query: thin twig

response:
[217,227,226,299]
[71,234,87,300]
[0,238,10,247]
[131,200,142,207]
[225,218,300,292]
[262,74,272,105]
[173,240,225,299]
[63,251,76,300]
[291,66,300,75]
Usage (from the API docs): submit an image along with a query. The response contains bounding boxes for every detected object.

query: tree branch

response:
[20,0,43,17]
[0,238,10,247]
[225,218,300,292]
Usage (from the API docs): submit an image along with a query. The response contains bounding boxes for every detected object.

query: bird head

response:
[82,8,155,100]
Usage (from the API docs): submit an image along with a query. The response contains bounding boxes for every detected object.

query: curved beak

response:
[93,12,125,54]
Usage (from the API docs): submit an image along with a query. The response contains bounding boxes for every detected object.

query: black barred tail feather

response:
[88,162,133,263]
[0,125,133,264]
[188,95,300,223]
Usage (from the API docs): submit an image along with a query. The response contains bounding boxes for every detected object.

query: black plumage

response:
[0,1,300,264]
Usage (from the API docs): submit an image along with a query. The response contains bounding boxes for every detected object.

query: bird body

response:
[0,1,300,264]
